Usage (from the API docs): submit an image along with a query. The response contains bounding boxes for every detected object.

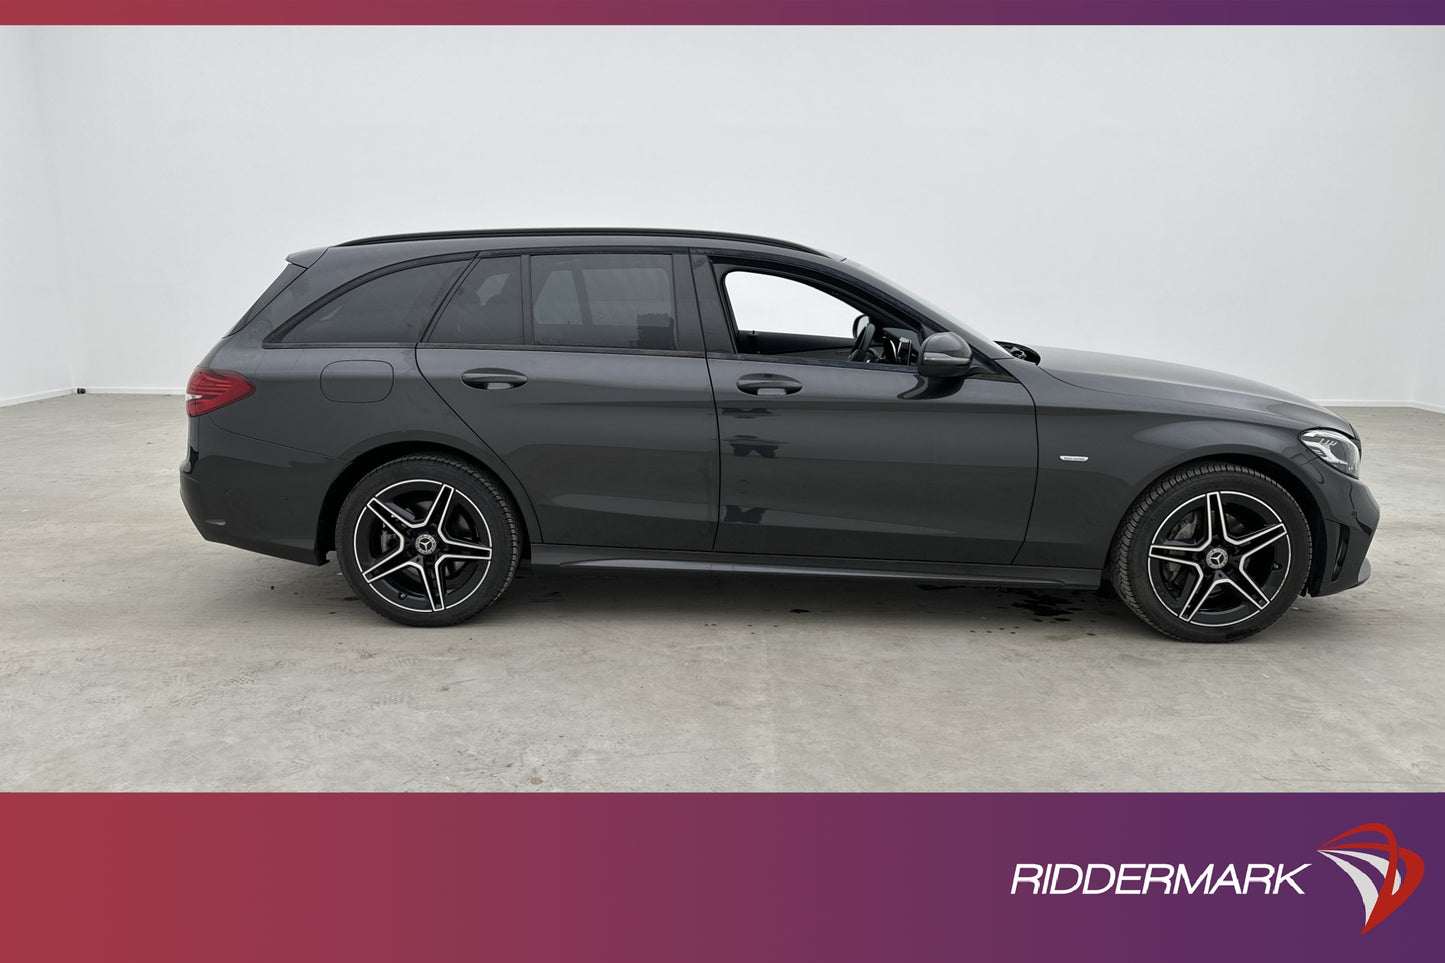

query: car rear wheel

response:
[1110,462,1312,642]
[336,454,520,627]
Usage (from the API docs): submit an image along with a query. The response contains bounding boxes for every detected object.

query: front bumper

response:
[1306,462,1378,598]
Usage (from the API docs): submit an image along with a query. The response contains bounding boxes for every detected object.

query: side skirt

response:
[530,545,1101,589]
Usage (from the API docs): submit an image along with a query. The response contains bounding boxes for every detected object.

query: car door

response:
[417,251,719,552]
[698,257,1037,564]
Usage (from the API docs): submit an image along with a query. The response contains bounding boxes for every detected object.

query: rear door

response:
[417,251,719,551]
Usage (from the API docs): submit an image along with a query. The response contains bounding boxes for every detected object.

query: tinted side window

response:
[530,254,675,350]
[230,263,305,335]
[427,257,524,344]
[280,260,467,344]
[534,266,582,327]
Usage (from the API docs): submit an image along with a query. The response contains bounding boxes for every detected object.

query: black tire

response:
[335,454,520,627]
[1109,462,1312,643]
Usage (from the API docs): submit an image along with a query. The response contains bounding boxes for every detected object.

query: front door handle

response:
[462,368,528,390]
[737,373,803,396]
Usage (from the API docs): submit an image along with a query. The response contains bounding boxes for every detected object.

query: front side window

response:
[530,254,676,350]
[724,270,862,339]
[721,268,922,366]
[279,260,467,344]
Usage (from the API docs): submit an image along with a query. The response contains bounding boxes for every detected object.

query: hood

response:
[1031,345,1354,435]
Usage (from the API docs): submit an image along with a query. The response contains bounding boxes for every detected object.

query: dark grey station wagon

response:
[181,229,1376,642]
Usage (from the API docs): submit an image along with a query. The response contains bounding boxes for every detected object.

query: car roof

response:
[332,228,831,257]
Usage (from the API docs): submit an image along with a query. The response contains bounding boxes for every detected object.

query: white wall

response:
[13,26,1445,408]
[0,28,69,405]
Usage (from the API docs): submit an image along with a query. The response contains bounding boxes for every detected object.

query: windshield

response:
[842,259,1007,359]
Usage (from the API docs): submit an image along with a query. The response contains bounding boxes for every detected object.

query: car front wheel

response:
[336,454,520,627]
[1110,462,1312,642]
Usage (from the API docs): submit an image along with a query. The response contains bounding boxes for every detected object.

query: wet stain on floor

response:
[912,585,1094,623]
[1008,591,1082,621]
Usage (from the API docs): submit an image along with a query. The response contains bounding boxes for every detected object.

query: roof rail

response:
[336,228,825,256]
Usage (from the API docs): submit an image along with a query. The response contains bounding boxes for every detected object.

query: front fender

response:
[1014,402,1324,571]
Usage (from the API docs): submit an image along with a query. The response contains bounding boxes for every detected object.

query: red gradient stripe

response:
[3,1,1445,24]
[3,794,973,962]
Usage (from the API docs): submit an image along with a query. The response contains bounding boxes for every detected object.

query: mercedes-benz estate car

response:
[181,229,1376,642]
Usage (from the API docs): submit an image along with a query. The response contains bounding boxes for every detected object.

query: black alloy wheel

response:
[1111,463,1312,642]
[336,454,520,627]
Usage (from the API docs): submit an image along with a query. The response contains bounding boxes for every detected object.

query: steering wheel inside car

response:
[848,315,877,363]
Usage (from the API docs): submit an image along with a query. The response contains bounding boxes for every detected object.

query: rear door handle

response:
[737,373,803,396]
[462,368,528,390]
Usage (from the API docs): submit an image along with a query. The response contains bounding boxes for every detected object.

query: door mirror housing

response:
[917,331,974,378]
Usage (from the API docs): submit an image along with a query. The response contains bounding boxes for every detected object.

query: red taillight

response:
[186,368,255,417]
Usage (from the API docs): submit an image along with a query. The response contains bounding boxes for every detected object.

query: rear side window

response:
[427,257,524,344]
[230,263,305,335]
[530,254,675,350]
[279,260,467,344]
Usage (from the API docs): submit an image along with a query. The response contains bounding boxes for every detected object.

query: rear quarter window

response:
[277,260,468,344]
[229,263,305,336]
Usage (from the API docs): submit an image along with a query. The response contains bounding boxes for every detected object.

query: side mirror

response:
[917,331,973,378]
[852,314,871,337]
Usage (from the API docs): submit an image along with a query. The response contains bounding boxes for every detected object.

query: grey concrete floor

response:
[1,395,1442,791]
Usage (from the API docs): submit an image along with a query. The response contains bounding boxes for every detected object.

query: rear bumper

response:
[180,418,342,566]
[1306,464,1378,598]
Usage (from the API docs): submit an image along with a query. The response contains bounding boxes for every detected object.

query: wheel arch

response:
[1111,451,1327,595]
[316,439,537,561]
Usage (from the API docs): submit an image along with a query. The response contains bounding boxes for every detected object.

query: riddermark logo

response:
[1010,821,1425,934]
[1317,823,1425,934]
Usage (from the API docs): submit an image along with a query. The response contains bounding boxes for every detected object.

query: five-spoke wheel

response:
[1111,463,1311,642]
[336,455,520,626]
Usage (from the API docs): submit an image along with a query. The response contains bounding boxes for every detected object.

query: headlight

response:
[1301,428,1361,477]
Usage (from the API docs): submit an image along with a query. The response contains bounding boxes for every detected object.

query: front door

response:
[703,263,1037,564]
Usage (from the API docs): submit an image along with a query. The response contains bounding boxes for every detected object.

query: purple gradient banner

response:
[3,1,1445,25]
[0,793,1435,960]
